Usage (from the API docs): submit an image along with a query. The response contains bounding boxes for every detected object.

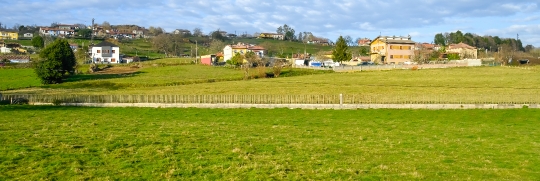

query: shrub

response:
[52,99,64,106]
[11,98,29,105]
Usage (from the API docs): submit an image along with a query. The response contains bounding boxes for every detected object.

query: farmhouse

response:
[91,41,121,64]
[223,43,265,62]
[357,38,372,46]
[23,33,33,38]
[370,35,416,64]
[258,33,284,40]
[447,42,478,59]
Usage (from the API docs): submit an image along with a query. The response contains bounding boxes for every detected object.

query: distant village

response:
[0,22,534,66]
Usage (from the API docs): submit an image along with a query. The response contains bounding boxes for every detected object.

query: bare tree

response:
[272,58,285,78]
[170,34,185,57]
[102,21,111,30]
[193,28,203,37]
[314,51,330,62]
[344,35,354,46]
[152,34,172,57]
[245,51,264,78]
[496,44,513,65]
[208,40,226,54]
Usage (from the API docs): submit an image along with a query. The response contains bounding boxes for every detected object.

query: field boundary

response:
[3,94,539,105]
[31,102,539,109]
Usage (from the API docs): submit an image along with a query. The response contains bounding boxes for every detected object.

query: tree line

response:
[433,30,531,52]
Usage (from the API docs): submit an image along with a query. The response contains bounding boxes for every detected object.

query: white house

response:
[91,41,121,64]
[223,45,233,62]
[23,33,33,38]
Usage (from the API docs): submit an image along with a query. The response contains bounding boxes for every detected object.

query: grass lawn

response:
[0,106,539,180]
[0,68,41,91]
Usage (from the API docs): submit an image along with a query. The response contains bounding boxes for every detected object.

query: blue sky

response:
[2,0,540,46]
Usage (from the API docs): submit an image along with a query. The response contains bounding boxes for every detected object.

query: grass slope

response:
[0,106,539,180]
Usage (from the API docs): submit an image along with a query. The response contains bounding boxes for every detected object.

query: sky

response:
[2,0,540,47]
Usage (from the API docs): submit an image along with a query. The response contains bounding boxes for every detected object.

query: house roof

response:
[94,41,119,47]
[260,33,283,35]
[248,46,265,50]
[448,42,476,49]
[0,29,18,32]
[371,35,416,45]
[0,55,30,60]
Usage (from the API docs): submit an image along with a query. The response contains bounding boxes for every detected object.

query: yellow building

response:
[370,35,415,64]
[0,29,19,40]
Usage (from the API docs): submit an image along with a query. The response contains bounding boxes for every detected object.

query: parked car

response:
[323,61,339,67]
[358,61,375,66]
[403,61,416,65]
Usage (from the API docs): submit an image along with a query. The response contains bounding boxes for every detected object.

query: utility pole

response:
[195,40,198,64]
[91,18,95,45]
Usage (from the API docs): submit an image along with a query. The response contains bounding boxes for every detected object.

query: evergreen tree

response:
[31,36,44,49]
[434,33,446,46]
[332,36,352,63]
[34,39,76,84]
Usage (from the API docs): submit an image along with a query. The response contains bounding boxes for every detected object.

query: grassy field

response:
[0,59,330,93]
[0,68,41,91]
[1,106,539,180]
[4,66,539,103]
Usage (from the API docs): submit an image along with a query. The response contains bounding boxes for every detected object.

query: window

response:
[399,46,403,50]
[97,50,100,53]
[390,55,394,59]
[112,50,116,53]
[111,58,116,62]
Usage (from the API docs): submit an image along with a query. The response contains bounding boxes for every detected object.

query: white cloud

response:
[1,0,540,46]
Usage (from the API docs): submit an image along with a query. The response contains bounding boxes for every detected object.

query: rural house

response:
[23,33,33,38]
[0,29,19,40]
[258,33,284,40]
[357,38,372,46]
[447,42,478,59]
[173,29,191,35]
[91,41,121,64]
[223,43,265,62]
[39,24,78,37]
[370,35,416,64]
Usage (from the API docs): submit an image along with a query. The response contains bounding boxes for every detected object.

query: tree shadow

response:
[0,105,104,112]
[40,72,146,90]
[63,71,145,83]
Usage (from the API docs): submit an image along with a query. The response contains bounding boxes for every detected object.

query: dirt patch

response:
[93,66,140,74]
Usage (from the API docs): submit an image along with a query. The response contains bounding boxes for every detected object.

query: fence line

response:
[2,94,539,105]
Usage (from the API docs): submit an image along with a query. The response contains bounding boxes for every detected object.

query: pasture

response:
[3,63,539,103]
[0,68,41,91]
[1,106,539,180]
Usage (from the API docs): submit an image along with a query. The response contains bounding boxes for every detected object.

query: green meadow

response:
[1,106,539,180]
[0,68,41,91]
[3,63,539,103]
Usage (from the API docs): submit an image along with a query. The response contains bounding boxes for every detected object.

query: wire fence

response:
[2,94,539,105]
